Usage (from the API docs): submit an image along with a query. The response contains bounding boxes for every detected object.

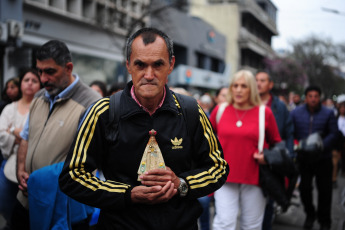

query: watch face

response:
[181,183,188,192]
[179,178,188,196]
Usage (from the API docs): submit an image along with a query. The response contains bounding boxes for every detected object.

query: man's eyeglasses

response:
[37,68,57,76]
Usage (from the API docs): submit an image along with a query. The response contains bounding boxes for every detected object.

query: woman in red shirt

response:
[210,70,281,230]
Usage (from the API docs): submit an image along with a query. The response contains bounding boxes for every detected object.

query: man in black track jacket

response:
[59,27,229,230]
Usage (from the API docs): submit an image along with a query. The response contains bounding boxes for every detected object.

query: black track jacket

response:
[59,82,229,230]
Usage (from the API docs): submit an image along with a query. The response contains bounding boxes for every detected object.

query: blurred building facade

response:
[189,0,278,76]
[0,0,150,89]
[0,0,276,92]
[151,0,230,91]
[0,0,230,93]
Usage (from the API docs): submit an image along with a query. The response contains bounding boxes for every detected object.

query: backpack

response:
[106,90,199,141]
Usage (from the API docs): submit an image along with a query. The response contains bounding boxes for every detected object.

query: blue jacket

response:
[290,103,338,158]
[270,95,294,155]
[28,162,95,230]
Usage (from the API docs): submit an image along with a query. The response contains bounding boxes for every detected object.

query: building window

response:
[196,52,224,73]
[72,53,123,85]
[174,45,187,66]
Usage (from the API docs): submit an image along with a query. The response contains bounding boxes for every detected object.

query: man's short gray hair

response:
[126,27,174,63]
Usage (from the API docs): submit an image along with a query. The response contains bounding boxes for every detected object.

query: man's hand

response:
[17,169,29,197]
[139,167,180,189]
[132,167,180,204]
[131,181,177,204]
[16,139,29,197]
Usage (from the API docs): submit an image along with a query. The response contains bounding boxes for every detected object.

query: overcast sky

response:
[270,0,345,51]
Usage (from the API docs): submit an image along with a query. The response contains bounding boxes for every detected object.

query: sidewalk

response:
[273,173,345,230]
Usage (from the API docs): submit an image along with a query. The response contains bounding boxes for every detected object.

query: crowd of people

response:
[0,27,344,230]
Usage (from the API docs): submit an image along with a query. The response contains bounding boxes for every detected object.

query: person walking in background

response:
[288,92,302,111]
[199,93,214,117]
[255,70,295,230]
[209,86,228,114]
[0,78,21,168]
[214,87,228,104]
[332,95,345,188]
[90,80,108,97]
[13,40,101,229]
[0,77,21,167]
[59,27,229,230]
[291,86,338,230]
[0,77,21,114]
[210,70,281,230]
[0,68,42,228]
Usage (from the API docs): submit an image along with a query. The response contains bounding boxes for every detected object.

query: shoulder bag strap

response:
[258,105,265,152]
[216,102,228,125]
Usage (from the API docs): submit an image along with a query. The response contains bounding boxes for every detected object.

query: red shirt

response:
[210,104,281,186]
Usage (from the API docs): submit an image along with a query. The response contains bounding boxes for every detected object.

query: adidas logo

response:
[171,137,183,149]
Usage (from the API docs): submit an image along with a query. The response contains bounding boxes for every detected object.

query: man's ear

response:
[269,81,274,91]
[168,56,175,75]
[65,62,73,73]
[126,60,131,74]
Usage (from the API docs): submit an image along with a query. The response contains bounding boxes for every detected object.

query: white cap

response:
[200,95,212,105]
[337,94,345,104]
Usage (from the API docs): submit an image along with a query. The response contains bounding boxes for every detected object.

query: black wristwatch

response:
[178,177,188,197]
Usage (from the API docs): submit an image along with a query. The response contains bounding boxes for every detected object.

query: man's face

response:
[37,58,73,96]
[305,90,320,109]
[293,94,301,103]
[126,36,175,102]
[256,72,273,95]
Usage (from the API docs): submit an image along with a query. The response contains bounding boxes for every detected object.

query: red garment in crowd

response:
[210,104,281,186]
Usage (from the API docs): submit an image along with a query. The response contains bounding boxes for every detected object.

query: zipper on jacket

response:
[309,115,313,134]
[44,103,57,126]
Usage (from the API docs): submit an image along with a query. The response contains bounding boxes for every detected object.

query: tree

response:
[263,56,307,96]
[264,36,345,99]
[290,36,345,99]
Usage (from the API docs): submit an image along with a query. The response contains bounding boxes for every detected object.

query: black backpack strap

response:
[106,90,123,141]
[173,93,199,136]
[109,90,123,124]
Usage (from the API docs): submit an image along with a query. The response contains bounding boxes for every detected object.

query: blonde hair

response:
[227,70,261,106]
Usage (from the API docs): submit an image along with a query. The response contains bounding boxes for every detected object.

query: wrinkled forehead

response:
[131,36,169,59]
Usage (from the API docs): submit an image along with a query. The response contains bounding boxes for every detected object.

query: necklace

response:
[234,108,248,127]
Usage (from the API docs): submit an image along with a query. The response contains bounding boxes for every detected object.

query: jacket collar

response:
[41,76,81,104]
[120,81,179,119]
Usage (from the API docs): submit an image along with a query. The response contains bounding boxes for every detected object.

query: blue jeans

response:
[198,196,211,230]
[0,160,18,223]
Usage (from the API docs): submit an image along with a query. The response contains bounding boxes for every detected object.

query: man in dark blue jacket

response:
[291,86,338,230]
[256,71,295,230]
